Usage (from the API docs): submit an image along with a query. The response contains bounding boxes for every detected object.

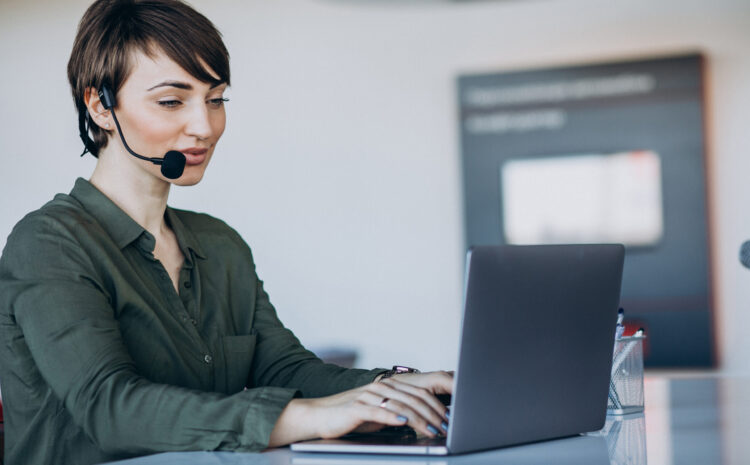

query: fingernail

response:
[426,425,439,435]
[441,421,449,431]
[397,415,408,423]
[445,410,451,419]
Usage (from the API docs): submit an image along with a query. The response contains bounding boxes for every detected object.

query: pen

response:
[609,380,622,410]
[609,309,626,410]
[609,308,625,410]
[615,308,625,341]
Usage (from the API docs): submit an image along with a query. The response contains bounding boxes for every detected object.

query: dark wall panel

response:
[457,54,713,367]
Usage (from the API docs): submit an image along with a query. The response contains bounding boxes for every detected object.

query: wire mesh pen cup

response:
[608,335,646,415]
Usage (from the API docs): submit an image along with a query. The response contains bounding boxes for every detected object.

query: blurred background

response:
[0,0,748,374]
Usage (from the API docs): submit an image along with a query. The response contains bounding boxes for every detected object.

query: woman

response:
[0,1,452,464]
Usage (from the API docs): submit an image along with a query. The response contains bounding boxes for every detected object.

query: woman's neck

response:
[89,150,171,237]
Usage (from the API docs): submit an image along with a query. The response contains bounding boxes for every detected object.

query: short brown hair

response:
[68,0,230,157]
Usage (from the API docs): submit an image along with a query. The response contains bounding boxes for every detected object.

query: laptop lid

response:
[291,244,624,455]
[446,244,624,454]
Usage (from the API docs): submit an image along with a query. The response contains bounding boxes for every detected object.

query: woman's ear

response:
[84,87,112,131]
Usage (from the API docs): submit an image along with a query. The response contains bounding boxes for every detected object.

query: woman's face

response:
[104,48,227,186]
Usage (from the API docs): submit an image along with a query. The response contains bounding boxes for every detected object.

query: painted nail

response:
[426,425,440,435]
[441,421,449,431]
[445,410,451,419]
[397,415,408,423]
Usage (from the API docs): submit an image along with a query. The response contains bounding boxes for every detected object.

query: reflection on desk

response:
[102,376,750,465]
[640,376,750,465]
[104,436,610,465]
[589,413,645,465]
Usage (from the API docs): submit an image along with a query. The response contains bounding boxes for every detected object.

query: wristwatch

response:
[380,365,420,380]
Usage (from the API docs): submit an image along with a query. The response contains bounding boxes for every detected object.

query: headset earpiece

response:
[98,85,115,110]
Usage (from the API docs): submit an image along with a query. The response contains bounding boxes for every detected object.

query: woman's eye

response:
[208,97,229,108]
[158,99,182,108]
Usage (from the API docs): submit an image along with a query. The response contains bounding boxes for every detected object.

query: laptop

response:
[291,244,625,456]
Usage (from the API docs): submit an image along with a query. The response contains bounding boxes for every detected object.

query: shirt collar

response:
[69,178,206,260]
[165,207,206,260]
[70,178,146,250]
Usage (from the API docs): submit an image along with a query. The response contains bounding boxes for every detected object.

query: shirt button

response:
[190,318,197,326]
[204,354,213,364]
[184,281,192,288]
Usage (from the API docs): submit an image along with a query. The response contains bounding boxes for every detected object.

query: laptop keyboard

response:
[336,396,452,446]
[342,426,447,446]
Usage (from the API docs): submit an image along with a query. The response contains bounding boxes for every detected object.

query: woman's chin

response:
[170,167,207,186]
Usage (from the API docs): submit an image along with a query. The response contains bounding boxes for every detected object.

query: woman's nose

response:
[185,103,212,140]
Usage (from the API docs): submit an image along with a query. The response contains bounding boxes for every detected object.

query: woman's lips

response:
[180,148,208,165]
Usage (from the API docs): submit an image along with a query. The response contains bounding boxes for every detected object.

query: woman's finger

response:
[395,371,454,394]
[356,389,395,410]
[367,381,448,435]
[355,403,410,428]
[370,398,443,438]
[379,377,448,420]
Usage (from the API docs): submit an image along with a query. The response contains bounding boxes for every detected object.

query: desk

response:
[102,376,750,465]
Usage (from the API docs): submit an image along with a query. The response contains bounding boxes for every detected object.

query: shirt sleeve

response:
[0,213,298,454]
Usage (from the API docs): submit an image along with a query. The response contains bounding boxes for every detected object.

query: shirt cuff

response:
[238,386,300,451]
[361,367,391,384]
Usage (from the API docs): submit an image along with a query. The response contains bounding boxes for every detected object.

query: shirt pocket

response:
[222,333,257,393]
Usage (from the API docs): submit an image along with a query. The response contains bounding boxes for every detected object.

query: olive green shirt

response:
[0,178,385,465]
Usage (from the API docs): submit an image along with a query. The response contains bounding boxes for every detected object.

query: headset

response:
[77,84,186,179]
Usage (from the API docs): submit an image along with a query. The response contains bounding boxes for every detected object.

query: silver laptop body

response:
[291,244,625,456]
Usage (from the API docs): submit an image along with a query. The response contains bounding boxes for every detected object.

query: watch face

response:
[394,366,419,374]
[381,366,419,380]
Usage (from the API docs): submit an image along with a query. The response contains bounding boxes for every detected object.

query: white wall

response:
[1,0,749,373]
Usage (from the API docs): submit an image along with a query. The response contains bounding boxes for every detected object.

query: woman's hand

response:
[267,370,454,448]
[377,370,454,396]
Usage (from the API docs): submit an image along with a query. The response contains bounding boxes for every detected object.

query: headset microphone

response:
[740,240,750,269]
[98,85,186,179]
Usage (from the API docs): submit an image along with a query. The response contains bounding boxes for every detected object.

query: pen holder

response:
[608,335,645,415]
